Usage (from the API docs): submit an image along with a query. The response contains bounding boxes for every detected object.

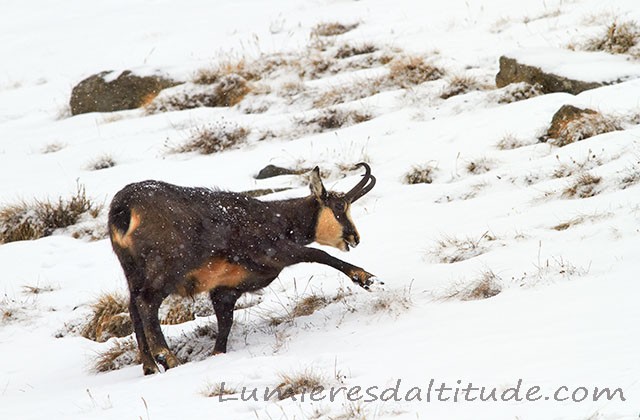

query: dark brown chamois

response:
[108,163,378,375]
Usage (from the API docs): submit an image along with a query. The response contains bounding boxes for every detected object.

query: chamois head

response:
[310,162,376,252]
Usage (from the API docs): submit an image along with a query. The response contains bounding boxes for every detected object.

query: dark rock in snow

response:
[70,70,180,115]
[496,56,601,95]
[255,164,309,179]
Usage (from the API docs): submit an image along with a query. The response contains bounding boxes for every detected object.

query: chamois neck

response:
[266,195,320,245]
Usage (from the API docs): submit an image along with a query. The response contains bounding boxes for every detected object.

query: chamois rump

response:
[108,163,378,375]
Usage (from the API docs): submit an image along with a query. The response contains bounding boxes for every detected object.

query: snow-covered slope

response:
[1,1,639,419]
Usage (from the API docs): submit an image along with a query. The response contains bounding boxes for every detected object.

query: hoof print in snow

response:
[541,105,620,147]
[70,70,180,115]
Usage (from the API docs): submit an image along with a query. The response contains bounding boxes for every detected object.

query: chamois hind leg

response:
[133,289,180,372]
[128,292,158,375]
[209,287,242,354]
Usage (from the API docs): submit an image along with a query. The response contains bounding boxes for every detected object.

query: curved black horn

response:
[345,162,376,202]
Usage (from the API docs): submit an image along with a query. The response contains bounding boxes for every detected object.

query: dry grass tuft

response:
[173,121,249,155]
[160,296,195,325]
[404,164,436,184]
[22,284,55,295]
[147,75,251,113]
[312,22,358,38]
[562,173,602,199]
[446,270,502,301]
[389,55,444,88]
[582,21,640,55]
[495,133,531,150]
[93,338,140,373]
[313,76,385,108]
[202,382,238,398]
[335,43,377,59]
[440,75,486,99]
[466,157,494,175]
[87,154,116,171]
[82,293,132,342]
[194,59,260,84]
[273,369,326,400]
[42,142,65,154]
[0,184,101,244]
[269,292,330,326]
[430,232,496,264]
[300,108,372,132]
[497,82,544,104]
[371,286,412,314]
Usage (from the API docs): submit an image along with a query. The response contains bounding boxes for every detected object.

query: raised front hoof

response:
[154,351,180,371]
[349,270,384,291]
[212,349,226,356]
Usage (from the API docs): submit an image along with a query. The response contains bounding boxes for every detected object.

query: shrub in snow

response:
[581,21,640,56]
[0,185,101,244]
[562,173,602,199]
[172,121,250,154]
[388,55,444,88]
[311,22,358,38]
[440,75,487,99]
[299,108,372,132]
[404,164,436,184]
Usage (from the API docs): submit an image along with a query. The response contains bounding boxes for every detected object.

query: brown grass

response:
[562,173,602,199]
[311,22,358,37]
[404,164,435,184]
[202,382,238,398]
[466,157,494,175]
[389,55,444,88]
[335,43,377,59]
[440,75,485,99]
[300,108,372,132]
[93,338,140,373]
[582,21,640,55]
[81,293,132,342]
[173,122,249,154]
[446,270,502,301]
[87,154,116,171]
[0,184,101,244]
[160,296,195,325]
[273,369,326,400]
[313,76,385,108]
[269,293,330,326]
[495,134,530,150]
[497,82,544,104]
[431,232,496,264]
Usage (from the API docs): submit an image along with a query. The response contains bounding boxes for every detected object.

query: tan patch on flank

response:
[140,91,160,108]
[179,258,249,296]
[111,209,141,249]
[315,207,345,250]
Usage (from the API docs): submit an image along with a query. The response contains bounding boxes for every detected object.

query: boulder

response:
[70,70,179,115]
[255,164,309,179]
[496,49,640,95]
[496,56,601,95]
[542,104,620,146]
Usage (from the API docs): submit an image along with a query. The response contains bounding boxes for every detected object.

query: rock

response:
[496,49,640,95]
[542,105,620,146]
[255,164,309,179]
[70,70,179,115]
[496,56,601,95]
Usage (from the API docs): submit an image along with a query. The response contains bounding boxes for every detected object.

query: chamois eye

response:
[334,201,346,213]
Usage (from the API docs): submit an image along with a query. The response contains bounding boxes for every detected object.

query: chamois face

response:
[310,169,360,252]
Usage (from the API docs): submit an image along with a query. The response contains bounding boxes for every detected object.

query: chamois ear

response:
[309,166,327,199]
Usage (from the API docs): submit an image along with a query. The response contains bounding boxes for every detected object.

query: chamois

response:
[108,163,378,375]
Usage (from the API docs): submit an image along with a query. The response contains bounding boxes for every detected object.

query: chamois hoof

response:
[363,276,385,291]
[143,364,159,375]
[154,352,180,371]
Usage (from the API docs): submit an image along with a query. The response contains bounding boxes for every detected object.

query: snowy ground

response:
[1,0,639,419]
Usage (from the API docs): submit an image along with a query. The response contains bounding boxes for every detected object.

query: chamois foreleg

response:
[276,243,380,289]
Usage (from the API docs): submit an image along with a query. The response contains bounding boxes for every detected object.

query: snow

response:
[1,0,640,419]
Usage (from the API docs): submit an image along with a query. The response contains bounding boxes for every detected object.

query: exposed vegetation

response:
[495,133,531,150]
[581,20,640,55]
[440,75,486,99]
[87,154,116,171]
[81,293,132,342]
[172,121,250,154]
[446,270,502,301]
[299,108,372,132]
[273,369,327,400]
[497,82,544,104]
[404,164,436,184]
[562,173,602,199]
[466,157,494,175]
[202,382,238,398]
[93,338,140,373]
[388,55,444,88]
[430,232,496,264]
[0,185,101,244]
[544,106,621,147]
[311,22,358,38]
